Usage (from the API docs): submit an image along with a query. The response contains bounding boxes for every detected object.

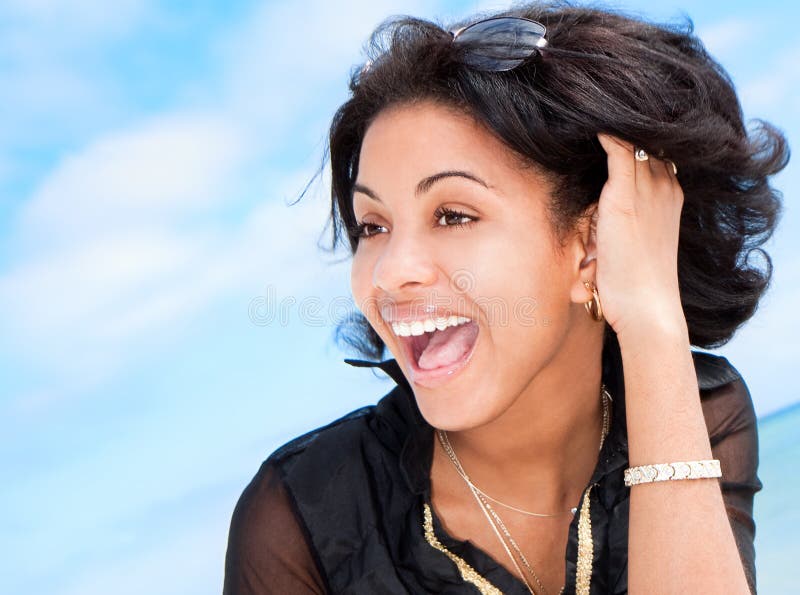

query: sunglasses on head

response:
[449,16,548,72]
[359,16,547,77]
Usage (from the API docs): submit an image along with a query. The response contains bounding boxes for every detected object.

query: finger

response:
[650,155,684,204]
[651,149,678,178]
[598,133,636,186]
[664,159,683,203]
[648,154,673,186]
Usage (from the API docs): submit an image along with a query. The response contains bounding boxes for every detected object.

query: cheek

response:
[470,240,568,329]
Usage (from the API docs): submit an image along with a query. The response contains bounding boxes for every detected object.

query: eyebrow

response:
[353,170,490,203]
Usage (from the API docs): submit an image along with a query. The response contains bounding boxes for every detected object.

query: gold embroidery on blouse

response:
[423,502,504,595]
[422,490,596,595]
[575,486,594,595]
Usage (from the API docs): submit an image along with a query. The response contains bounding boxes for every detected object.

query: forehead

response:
[358,100,532,184]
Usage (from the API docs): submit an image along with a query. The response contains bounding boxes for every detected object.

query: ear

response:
[569,203,598,306]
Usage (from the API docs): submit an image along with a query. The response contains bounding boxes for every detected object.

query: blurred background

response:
[0,0,796,593]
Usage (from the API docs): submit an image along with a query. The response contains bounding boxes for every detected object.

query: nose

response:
[372,229,438,294]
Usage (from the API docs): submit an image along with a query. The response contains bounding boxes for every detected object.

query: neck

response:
[436,327,607,513]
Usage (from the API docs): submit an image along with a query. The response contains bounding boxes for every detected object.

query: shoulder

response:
[228,403,383,542]
[267,403,376,466]
[259,384,412,489]
[692,349,743,391]
[230,401,378,505]
[252,404,384,500]
[691,350,757,443]
[228,405,375,528]
[225,441,330,593]
[231,382,416,521]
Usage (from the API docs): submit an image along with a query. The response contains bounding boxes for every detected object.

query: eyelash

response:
[434,206,477,230]
[348,207,477,240]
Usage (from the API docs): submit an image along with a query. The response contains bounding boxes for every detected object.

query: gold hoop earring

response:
[583,281,604,322]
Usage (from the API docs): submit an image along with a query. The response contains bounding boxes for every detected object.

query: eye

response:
[434,206,478,229]
[347,220,387,240]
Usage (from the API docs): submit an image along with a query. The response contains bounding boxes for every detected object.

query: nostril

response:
[371,243,439,293]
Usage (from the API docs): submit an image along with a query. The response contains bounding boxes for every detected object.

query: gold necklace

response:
[438,384,611,517]
[473,486,550,594]
[436,384,611,595]
[438,431,553,594]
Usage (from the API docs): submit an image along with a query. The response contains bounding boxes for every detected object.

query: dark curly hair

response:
[323,1,788,360]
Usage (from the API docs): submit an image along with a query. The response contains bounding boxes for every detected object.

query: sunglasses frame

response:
[450,16,548,72]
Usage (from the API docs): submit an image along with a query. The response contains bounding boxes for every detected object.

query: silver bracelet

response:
[624,459,722,487]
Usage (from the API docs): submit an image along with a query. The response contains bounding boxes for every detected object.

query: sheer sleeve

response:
[223,458,328,594]
[701,376,763,594]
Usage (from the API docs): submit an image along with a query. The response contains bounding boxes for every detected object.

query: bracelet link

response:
[624,459,721,487]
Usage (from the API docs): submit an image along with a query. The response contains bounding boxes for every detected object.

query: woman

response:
[224,3,786,593]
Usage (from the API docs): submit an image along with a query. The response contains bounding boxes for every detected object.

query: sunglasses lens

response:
[454,17,546,71]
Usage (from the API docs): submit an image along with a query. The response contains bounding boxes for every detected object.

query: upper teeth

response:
[391,316,471,337]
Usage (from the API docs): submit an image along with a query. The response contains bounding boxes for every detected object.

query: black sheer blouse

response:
[223,339,761,594]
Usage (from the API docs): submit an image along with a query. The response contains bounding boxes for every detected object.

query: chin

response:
[412,383,504,432]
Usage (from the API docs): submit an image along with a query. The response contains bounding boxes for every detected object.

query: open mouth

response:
[393,318,480,385]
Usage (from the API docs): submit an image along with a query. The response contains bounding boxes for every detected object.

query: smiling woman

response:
[223,2,786,594]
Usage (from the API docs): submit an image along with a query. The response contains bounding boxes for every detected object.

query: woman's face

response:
[350,101,594,430]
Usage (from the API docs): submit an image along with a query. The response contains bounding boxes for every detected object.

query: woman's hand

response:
[596,136,754,594]
[593,134,687,342]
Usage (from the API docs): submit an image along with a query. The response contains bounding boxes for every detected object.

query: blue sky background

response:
[0,1,797,593]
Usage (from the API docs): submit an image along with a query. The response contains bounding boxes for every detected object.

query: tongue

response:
[417,321,479,370]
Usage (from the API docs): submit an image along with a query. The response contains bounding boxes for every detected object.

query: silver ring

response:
[634,148,649,161]
[668,160,678,175]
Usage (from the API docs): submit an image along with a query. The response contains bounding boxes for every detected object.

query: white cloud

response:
[696,18,753,59]
[1,230,201,328]
[18,112,248,249]
[0,109,256,384]
[0,228,209,382]
[0,137,335,388]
